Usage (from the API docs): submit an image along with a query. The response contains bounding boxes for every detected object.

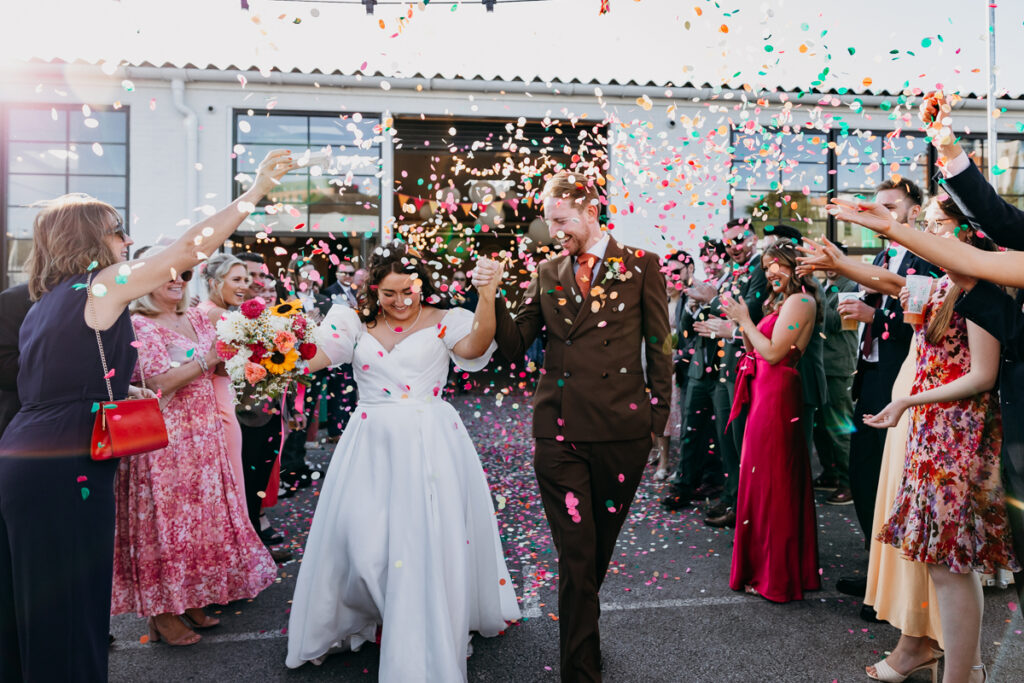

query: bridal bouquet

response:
[215,298,319,401]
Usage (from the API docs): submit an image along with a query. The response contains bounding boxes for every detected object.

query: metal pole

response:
[987,3,998,172]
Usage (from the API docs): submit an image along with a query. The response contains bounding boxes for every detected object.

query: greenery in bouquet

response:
[215,298,319,401]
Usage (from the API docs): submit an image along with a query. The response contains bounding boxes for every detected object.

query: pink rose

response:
[244,362,267,385]
[240,298,266,320]
[274,330,297,354]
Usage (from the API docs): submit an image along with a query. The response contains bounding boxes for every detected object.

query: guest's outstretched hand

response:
[826,199,897,237]
[796,237,844,276]
[919,90,962,151]
[863,398,909,429]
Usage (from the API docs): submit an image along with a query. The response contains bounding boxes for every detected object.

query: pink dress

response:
[728,312,820,602]
[111,310,276,617]
[194,300,246,504]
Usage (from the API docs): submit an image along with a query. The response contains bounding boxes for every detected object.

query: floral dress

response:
[111,309,277,617]
[879,277,1021,575]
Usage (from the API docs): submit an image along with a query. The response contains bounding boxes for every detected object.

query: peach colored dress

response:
[195,300,246,504]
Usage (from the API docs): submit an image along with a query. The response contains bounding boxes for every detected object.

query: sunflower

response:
[270,300,303,317]
[260,348,299,375]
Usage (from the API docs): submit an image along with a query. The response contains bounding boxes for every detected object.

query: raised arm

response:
[826,199,1024,289]
[921,91,1024,250]
[491,270,544,362]
[90,150,296,329]
[797,237,905,297]
[452,258,499,360]
[722,292,815,365]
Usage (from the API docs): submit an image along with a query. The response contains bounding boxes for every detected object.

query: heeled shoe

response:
[653,468,669,481]
[147,616,201,646]
[865,657,938,683]
[181,608,220,629]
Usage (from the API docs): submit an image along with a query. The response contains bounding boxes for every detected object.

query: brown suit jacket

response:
[494,238,673,442]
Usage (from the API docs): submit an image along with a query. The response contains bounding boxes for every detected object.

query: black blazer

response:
[0,284,33,437]
[854,249,941,402]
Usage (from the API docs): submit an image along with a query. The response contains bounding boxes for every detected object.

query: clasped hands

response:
[468,257,502,296]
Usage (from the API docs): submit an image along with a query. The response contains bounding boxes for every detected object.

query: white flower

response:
[225,353,249,381]
[216,311,250,344]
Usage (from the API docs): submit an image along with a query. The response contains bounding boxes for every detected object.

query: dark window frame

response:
[1,103,130,289]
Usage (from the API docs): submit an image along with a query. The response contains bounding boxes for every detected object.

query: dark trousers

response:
[673,375,722,489]
[712,376,743,506]
[240,419,283,533]
[812,375,854,487]
[1002,439,1024,600]
[0,455,118,682]
[848,362,891,540]
[534,436,650,683]
[281,371,326,477]
[324,364,356,438]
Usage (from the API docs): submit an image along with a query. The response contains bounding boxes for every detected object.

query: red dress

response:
[728,312,821,602]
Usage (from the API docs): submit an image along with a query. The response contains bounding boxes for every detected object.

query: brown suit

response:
[494,237,672,682]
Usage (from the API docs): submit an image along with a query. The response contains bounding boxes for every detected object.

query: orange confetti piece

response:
[719,24,729,33]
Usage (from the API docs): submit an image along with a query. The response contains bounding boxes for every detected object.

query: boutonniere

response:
[601,257,630,284]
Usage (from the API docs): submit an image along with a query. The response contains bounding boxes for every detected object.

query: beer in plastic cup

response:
[837,292,863,331]
[903,275,933,327]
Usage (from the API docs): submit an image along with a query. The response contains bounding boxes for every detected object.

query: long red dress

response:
[728,312,821,602]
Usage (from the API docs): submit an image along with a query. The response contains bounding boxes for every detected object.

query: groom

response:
[482,170,672,681]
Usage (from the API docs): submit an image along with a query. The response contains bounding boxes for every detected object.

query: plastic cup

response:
[903,275,934,327]
[837,292,863,331]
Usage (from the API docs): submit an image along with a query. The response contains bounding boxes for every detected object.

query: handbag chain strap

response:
[87,274,148,427]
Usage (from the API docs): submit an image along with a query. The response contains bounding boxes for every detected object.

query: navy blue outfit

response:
[943,161,1024,595]
[0,275,137,682]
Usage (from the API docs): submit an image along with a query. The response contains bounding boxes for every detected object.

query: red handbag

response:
[87,275,169,460]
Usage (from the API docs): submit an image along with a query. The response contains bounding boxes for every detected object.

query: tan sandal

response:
[865,657,938,683]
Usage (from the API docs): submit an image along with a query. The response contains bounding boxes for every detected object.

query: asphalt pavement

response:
[109,390,1024,682]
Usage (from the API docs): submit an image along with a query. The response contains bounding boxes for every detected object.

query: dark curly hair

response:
[358,240,454,325]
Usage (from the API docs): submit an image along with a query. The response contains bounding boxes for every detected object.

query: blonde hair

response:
[540,169,602,212]
[129,245,189,316]
[26,193,123,300]
[203,253,246,307]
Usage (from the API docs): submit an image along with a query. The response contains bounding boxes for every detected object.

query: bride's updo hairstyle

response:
[359,240,453,326]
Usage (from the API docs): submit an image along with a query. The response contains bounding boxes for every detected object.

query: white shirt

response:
[943,151,972,178]
[860,245,907,363]
[571,234,610,283]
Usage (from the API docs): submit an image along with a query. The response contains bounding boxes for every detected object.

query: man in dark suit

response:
[0,284,32,438]
[812,245,860,505]
[834,178,941,602]
[484,169,672,682]
[690,218,769,528]
[662,240,729,509]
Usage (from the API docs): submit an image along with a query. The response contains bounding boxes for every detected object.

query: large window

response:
[730,126,935,255]
[959,136,1024,210]
[730,126,831,243]
[4,105,129,288]
[231,110,383,277]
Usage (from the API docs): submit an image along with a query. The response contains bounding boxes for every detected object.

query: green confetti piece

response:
[87,260,99,271]
[557,379,565,387]
[81,488,90,501]
[847,47,856,55]
[921,37,932,47]
[186,348,195,358]
[764,45,774,52]
[90,402,101,413]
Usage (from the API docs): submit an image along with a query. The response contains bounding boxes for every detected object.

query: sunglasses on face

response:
[170,270,193,283]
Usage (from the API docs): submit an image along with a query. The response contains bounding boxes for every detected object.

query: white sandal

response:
[865,657,938,683]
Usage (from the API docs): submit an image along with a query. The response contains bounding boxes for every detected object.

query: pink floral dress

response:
[879,277,1021,575]
[111,309,277,617]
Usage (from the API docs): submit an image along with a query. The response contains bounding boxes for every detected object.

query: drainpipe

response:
[169,76,199,218]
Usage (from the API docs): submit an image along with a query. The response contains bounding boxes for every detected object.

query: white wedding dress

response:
[286,305,520,681]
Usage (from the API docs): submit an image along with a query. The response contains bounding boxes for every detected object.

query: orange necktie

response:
[576,253,598,299]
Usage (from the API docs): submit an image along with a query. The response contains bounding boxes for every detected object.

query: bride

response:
[285,242,520,681]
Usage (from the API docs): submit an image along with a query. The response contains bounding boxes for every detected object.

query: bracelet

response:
[195,354,209,374]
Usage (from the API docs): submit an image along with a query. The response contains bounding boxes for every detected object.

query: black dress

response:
[0,274,137,682]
